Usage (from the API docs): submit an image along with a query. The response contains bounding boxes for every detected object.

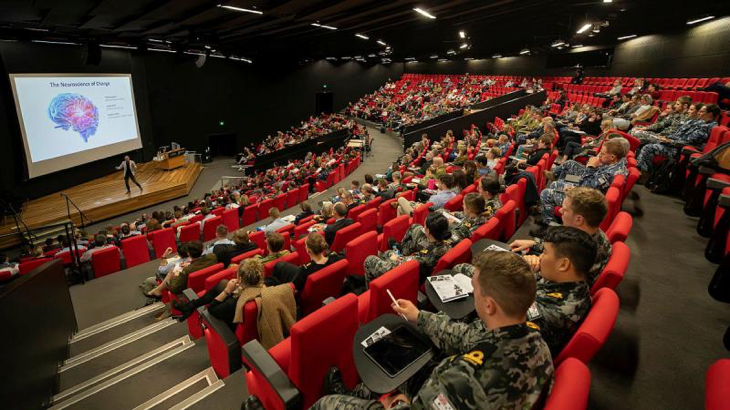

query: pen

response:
[387,289,408,320]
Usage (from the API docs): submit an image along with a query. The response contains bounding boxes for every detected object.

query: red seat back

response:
[298,184,310,204]
[378,198,397,227]
[364,260,419,323]
[345,231,378,277]
[19,257,53,275]
[203,216,224,242]
[204,266,237,291]
[242,204,258,227]
[179,222,201,243]
[554,288,620,365]
[91,247,121,278]
[257,199,274,222]
[275,224,296,238]
[249,231,267,254]
[120,235,151,268]
[443,194,463,212]
[285,190,299,210]
[379,215,410,252]
[230,248,265,266]
[332,222,362,253]
[412,202,432,226]
[470,217,502,243]
[222,208,240,232]
[148,228,177,258]
[264,252,299,277]
[366,197,382,211]
[433,239,472,275]
[543,358,591,410]
[706,359,730,410]
[495,200,517,241]
[605,212,633,244]
[600,187,622,232]
[188,263,224,293]
[348,204,367,222]
[294,221,317,240]
[623,167,640,204]
[590,242,629,296]
[356,208,378,236]
[299,259,349,316]
[273,194,287,212]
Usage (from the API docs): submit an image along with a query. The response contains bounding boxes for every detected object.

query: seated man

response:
[0,253,19,279]
[538,138,628,228]
[254,232,290,264]
[203,225,235,255]
[630,96,691,143]
[365,213,453,283]
[80,234,124,262]
[518,134,553,167]
[376,178,395,200]
[315,202,354,246]
[359,183,376,204]
[403,174,457,214]
[511,187,612,286]
[266,232,344,291]
[213,229,258,267]
[314,251,553,409]
[636,103,720,175]
[260,207,289,233]
[293,202,314,225]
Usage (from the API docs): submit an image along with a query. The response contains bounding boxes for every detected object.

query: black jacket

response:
[213,242,259,267]
[526,148,551,166]
[293,210,314,225]
[324,218,354,246]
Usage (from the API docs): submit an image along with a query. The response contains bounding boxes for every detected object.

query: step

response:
[71,302,165,343]
[59,320,188,391]
[52,336,194,409]
[187,368,248,410]
[69,307,165,356]
[132,367,224,410]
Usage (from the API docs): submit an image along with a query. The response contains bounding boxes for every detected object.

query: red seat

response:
[54,248,84,266]
[412,202,433,226]
[378,198,397,227]
[359,260,419,323]
[18,257,53,275]
[179,222,201,243]
[275,224,296,238]
[222,208,240,232]
[356,208,378,236]
[148,228,177,258]
[623,167,640,204]
[285,190,299,210]
[230,248,265,266]
[378,215,410,252]
[188,214,204,224]
[347,204,367,222]
[257,199,274,222]
[299,259,349,316]
[366,197,382,211]
[605,211,633,244]
[244,294,360,410]
[470,217,502,243]
[273,194,287,212]
[249,231,267,254]
[120,235,151,268]
[443,194,463,212]
[91,247,122,278]
[294,220,316,240]
[264,252,299,278]
[298,184,310,204]
[543,358,591,410]
[211,207,225,217]
[293,237,309,265]
[600,187,622,232]
[331,222,362,253]
[494,199,517,241]
[345,231,378,277]
[706,359,730,410]
[188,263,224,293]
[202,216,224,242]
[554,288,620,366]
[204,266,237,291]
[433,238,472,275]
[241,204,258,228]
[590,242,630,296]
[398,189,414,202]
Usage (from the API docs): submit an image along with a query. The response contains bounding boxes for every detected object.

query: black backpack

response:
[645,157,677,194]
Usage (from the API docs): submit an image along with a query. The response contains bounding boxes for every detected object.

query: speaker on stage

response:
[315,91,333,115]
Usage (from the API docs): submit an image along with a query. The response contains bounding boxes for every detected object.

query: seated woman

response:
[364,213,453,284]
[477,176,504,215]
[447,193,493,242]
[265,233,343,291]
[313,201,334,223]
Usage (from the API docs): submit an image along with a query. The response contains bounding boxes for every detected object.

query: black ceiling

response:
[0,0,728,63]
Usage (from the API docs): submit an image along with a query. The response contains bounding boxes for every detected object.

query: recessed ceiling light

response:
[217,4,262,14]
[413,8,436,19]
[464,57,473,60]
[311,23,337,30]
[687,16,715,25]
[438,58,448,62]
[100,44,137,50]
[430,54,438,59]
[355,34,369,40]
[460,43,468,49]
[492,54,502,58]
[617,34,637,40]
[577,23,592,34]
[603,0,612,3]
[520,48,530,55]
[377,40,387,46]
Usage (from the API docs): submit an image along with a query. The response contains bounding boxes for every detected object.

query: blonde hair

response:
[238,258,264,287]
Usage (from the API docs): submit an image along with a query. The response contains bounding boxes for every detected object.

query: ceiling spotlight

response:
[551,39,566,47]
[311,23,337,30]
[459,31,466,39]
[603,0,612,3]
[430,54,438,59]
[460,43,468,49]
[407,60,419,63]
[617,34,637,40]
[577,23,592,34]
[438,58,448,62]
[377,40,387,46]
[413,8,436,19]
[325,57,337,60]
[447,49,456,55]
[492,54,502,58]
[519,48,530,55]
[572,44,583,48]
[405,57,415,61]
[355,34,369,40]
[687,16,715,25]
[217,4,263,14]
[368,54,376,57]
[341,56,351,60]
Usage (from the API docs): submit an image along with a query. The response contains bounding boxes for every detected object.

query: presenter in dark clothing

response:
[117,155,143,194]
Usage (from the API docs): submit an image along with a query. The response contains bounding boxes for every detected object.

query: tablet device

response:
[363,325,431,378]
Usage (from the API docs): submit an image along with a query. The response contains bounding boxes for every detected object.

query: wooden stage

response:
[0,161,203,249]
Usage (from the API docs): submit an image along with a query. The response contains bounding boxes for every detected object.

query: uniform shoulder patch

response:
[546,292,563,299]
[421,249,429,254]
[461,350,485,367]
[526,321,541,331]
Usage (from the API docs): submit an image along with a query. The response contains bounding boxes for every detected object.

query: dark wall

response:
[405,16,730,78]
[0,40,402,201]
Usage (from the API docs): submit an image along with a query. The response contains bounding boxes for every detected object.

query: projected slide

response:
[10,74,143,178]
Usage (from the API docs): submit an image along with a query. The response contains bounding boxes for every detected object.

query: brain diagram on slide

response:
[47,93,100,142]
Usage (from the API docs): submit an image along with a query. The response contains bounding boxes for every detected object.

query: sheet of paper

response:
[485,244,509,252]
[452,273,474,294]
[361,326,392,347]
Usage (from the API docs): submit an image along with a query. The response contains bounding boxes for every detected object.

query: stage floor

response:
[0,161,203,249]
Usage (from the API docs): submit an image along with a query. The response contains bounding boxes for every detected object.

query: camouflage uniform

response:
[636,120,716,172]
[527,276,592,356]
[540,158,628,224]
[630,112,687,143]
[364,227,452,283]
[588,229,612,286]
[447,212,489,243]
[311,323,554,410]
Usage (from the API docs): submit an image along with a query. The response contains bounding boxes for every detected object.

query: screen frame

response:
[8,73,144,179]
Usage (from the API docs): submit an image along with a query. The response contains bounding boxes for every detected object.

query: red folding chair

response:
[120,235,151,268]
[91,247,122,278]
[345,231,378,277]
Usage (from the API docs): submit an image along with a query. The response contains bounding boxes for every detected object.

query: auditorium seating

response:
[90,247,122,278]
[331,222,362,253]
[358,260,419,323]
[706,359,730,410]
[148,228,177,258]
[120,235,151,268]
[543,358,591,410]
[345,231,378,277]
[298,259,348,316]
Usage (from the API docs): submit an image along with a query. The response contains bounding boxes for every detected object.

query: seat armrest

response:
[700,166,717,176]
[720,194,730,209]
[417,290,428,306]
[707,178,730,191]
[200,308,242,374]
[241,340,302,410]
[182,288,198,303]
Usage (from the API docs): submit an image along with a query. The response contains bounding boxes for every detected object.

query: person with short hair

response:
[631,96,692,143]
[116,155,143,194]
[447,193,495,242]
[257,232,290,264]
[0,253,19,279]
[365,213,453,283]
[314,250,554,409]
[213,229,258,267]
[146,240,218,301]
[260,207,289,233]
[293,202,314,225]
[203,225,235,255]
[267,232,344,291]
[376,178,395,200]
[315,202,354,246]
[538,138,628,228]
[80,234,123,262]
